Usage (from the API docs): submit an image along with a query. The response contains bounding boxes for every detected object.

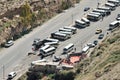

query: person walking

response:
[74,48,76,52]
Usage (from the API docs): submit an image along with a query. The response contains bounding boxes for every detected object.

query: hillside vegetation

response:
[75,28,120,80]
[0,0,80,47]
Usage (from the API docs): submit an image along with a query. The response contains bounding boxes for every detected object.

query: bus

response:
[59,28,74,34]
[51,32,69,40]
[97,6,111,15]
[109,20,120,30]
[75,19,88,28]
[63,26,77,34]
[59,31,72,38]
[108,0,120,6]
[105,3,116,10]
[44,41,59,48]
[87,13,101,21]
[41,46,56,57]
[40,45,51,54]
[93,9,106,17]
[63,43,74,54]
[81,17,90,26]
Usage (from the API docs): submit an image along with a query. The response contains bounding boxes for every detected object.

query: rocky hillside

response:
[75,28,120,80]
[0,0,80,47]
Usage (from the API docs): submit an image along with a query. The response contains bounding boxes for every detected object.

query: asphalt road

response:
[0,0,120,79]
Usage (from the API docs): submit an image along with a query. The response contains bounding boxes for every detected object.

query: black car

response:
[93,40,98,45]
[84,7,90,11]
[98,34,104,39]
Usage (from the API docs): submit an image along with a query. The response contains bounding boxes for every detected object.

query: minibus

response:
[75,19,88,28]
[51,32,69,40]
[40,45,51,54]
[105,3,116,10]
[41,46,56,57]
[63,26,77,34]
[59,31,72,38]
[109,20,120,30]
[59,28,74,34]
[44,41,59,48]
[81,17,90,26]
[63,43,74,54]
[108,0,120,6]
[93,9,106,16]
[87,13,101,21]
[43,38,59,43]
[97,6,111,15]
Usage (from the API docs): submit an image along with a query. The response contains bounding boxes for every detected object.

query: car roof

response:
[100,34,104,35]
[7,40,13,43]
[9,72,16,75]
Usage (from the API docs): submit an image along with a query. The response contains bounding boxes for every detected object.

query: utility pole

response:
[72,13,73,24]
[81,42,82,51]
[3,65,5,80]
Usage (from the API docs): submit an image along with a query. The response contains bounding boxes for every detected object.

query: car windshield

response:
[100,34,104,36]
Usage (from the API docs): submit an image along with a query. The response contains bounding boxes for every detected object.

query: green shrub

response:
[107,38,116,44]
[55,71,76,80]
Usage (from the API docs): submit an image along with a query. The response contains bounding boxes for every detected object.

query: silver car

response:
[4,40,14,47]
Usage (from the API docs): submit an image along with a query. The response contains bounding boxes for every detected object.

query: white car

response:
[8,71,17,79]
[87,43,95,47]
[4,40,14,47]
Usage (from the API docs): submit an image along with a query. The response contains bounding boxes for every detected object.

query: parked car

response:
[52,56,61,62]
[98,34,104,39]
[117,14,120,17]
[116,17,120,20]
[84,7,90,11]
[93,40,98,45]
[32,38,41,45]
[8,71,17,79]
[95,29,102,34]
[4,40,14,47]
[87,43,95,47]
[116,14,120,20]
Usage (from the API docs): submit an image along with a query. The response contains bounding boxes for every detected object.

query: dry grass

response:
[75,29,120,80]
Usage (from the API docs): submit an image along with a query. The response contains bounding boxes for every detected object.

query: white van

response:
[51,32,69,40]
[90,12,102,17]
[43,38,59,43]
[8,72,17,79]
[109,20,120,30]
[44,41,59,48]
[75,20,88,28]
[82,46,90,53]
[41,46,56,56]
[93,9,106,16]
[40,45,51,54]
[63,43,74,54]
[97,6,111,15]
[87,13,101,21]
[59,31,72,38]
[81,17,90,26]
[105,3,116,10]
[63,26,77,34]
[108,0,120,6]
[59,28,74,34]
